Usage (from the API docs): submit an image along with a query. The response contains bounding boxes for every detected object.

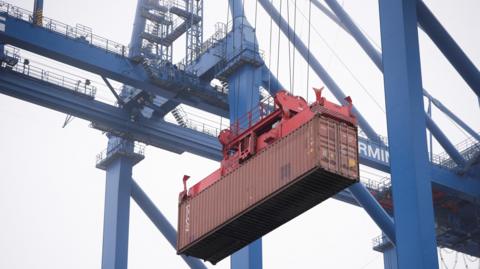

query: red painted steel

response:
[177,89,359,263]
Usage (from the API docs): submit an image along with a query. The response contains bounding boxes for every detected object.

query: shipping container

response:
[177,114,359,264]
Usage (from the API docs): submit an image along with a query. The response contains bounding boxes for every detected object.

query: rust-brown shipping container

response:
[177,114,359,264]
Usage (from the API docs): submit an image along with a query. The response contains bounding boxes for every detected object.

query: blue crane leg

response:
[417,1,480,98]
[231,240,262,269]
[101,137,134,269]
[378,0,439,268]
[129,0,146,58]
[383,245,399,269]
[229,64,263,269]
[130,180,208,269]
[101,2,146,267]
[227,3,263,265]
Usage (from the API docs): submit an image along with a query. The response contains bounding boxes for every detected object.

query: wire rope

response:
[251,0,259,109]
[292,0,385,113]
[276,0,283,83]
[306,0,312,102]
[286,0,292,92]
[268,0,274,93]
[292,0,297,95]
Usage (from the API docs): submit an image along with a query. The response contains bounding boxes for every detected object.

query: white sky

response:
[0,0,479,268]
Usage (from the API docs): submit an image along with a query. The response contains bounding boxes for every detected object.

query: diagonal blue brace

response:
[130,180,207,269]
[348,184,396,244]
[417,1,480,98]
[425,115,467,167]
[423,91,480,142]
[379,0,439,268]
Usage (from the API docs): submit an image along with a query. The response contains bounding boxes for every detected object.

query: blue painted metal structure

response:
[97,137,139,269]
[0,0,479,268]
[379,1,439,268]
[227,2,263,268]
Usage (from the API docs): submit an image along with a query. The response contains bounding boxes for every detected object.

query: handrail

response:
[0,1,129,57]
[96,141,145,165]
[2,49,97,97]
[431,134,480,169]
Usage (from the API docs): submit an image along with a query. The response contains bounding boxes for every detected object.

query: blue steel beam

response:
[0,13,228,117]
[257,0,383,144]
[323,0,468,167]
[417,1,480,98]
[130,179,207,269]
[379,0,439,268]
[1,68,479,200]
[0,69,221,160]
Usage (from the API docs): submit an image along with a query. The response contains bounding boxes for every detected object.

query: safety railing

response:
[167,95,275,139]
[96,141,145,165]
[364,176,391,193]
[1,50,97,97]
[358,129,389,146]
[183,117,224,138]
[431,134,480,169]
[177,22,228,68]
[0,1,129,57]
[372,234,390,249]
[229,96,276,136]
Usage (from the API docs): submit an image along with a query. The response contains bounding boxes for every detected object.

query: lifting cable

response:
[306,0,312,102]
[293,0,385,113]
[251,0,259,107]
[286,0,292,92]
[268,0,274,93]
[292,0,297,95]
[276,0,283,83]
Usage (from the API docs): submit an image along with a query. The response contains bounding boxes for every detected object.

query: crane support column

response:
[129,0,147,59]
[373,235,398,269]
[96,136,144,269]
[228,1,263,268]
[130,180,208,269]
[378,0,439,268]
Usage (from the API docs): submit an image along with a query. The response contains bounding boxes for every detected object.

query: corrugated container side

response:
[177,115,359,262]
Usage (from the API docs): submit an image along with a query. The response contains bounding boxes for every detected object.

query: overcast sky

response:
[0,0,479,268]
